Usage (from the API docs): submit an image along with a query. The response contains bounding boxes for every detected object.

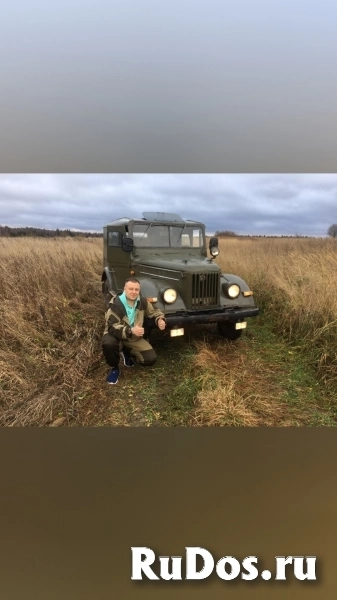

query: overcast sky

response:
[0,174,337,236]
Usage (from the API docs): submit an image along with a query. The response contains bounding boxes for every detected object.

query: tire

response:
[217,321,243,340]
[103,280,112,309]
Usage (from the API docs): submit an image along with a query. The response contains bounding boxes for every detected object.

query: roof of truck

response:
[105,212,203,227]
[105,217,130,226]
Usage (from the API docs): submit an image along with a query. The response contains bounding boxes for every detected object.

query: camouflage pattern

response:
[102,293,166,368]
[103,294,166,340]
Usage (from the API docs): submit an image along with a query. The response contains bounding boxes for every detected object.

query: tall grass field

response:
[1,236,337,426]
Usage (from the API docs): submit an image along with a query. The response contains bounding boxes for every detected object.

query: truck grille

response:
[191,273,219,309]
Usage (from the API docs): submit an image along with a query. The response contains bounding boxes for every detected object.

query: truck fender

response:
[137,277,186,312]
[101,267,114,293]
[221,273,252,291]
[220,273,255,306]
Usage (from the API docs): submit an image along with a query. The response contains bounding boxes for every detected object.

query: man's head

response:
[124,278,141,302]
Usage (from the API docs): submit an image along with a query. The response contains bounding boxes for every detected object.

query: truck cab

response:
[102,212,259,339]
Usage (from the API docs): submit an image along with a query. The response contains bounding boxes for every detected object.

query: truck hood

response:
[134,257,221,274]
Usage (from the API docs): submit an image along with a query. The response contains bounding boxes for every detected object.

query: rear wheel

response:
[217,321,243,340]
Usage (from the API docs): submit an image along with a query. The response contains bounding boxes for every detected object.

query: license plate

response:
[235,322,247,330]
[170,328,184,337]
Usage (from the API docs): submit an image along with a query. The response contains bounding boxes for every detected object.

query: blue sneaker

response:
[106,368,119,384]
[121,349,134,367]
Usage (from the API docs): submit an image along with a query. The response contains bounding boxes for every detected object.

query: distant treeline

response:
[0,225,317,239]
[0,226,103,238]
[215,230,311,238]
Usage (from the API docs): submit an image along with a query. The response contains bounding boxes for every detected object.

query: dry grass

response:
[0,237,103,426]
[216,236,337,388]
[194,343,283,426]
[191,341,304,427]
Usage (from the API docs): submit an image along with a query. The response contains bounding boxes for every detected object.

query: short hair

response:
[124,277,141,285]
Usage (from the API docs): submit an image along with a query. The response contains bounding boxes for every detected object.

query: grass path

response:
[75,316,337,427]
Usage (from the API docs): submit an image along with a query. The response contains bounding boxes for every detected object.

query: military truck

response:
[101,212,259,340]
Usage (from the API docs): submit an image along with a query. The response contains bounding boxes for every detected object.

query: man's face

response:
[124,281,140,301]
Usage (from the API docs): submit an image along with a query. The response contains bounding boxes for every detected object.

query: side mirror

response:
[122,237,134,252]
[209,237,219,258]
[209,237,218,247]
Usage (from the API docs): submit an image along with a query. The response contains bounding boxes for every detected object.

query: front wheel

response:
[217,321,243,340]
[103,280,114,309]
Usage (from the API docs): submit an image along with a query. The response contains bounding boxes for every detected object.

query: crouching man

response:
[102,278,167,384]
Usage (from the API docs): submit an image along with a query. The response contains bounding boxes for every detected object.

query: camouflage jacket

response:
[103,294,166,340]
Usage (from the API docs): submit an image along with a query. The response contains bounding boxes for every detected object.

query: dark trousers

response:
[102,334,157,368]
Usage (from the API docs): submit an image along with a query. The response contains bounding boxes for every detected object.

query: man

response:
[102,278,167,384]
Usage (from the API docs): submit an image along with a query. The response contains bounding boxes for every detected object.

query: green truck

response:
[101,212,259,340]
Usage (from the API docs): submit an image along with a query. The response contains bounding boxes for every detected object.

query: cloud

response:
[1,174,337,235]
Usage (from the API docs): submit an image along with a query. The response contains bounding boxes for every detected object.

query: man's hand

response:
[157,318,166,331]
[131,325,144,337]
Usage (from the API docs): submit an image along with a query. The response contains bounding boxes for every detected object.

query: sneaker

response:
[121,349,134,367]
[106,368,119,384]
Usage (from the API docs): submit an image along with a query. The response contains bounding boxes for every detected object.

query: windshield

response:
[132,224,204,248]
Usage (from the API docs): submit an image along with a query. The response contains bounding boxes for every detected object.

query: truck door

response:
[107,229,130,291]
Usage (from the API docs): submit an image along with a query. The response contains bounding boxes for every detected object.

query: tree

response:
[327,224,337,238]
[215,230,237,237]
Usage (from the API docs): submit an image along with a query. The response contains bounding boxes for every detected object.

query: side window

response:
[192,228,202,247]
[108,231,122,247]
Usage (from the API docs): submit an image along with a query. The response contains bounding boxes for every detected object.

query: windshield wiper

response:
[176,225,186,244]
[138,222,152,240]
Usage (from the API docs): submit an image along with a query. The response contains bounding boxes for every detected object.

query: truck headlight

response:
[222,282,241,298]
[162,288,177,303]
[210,246,219,257]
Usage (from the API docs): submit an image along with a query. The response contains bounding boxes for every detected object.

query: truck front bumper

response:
[161,306,260,328]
